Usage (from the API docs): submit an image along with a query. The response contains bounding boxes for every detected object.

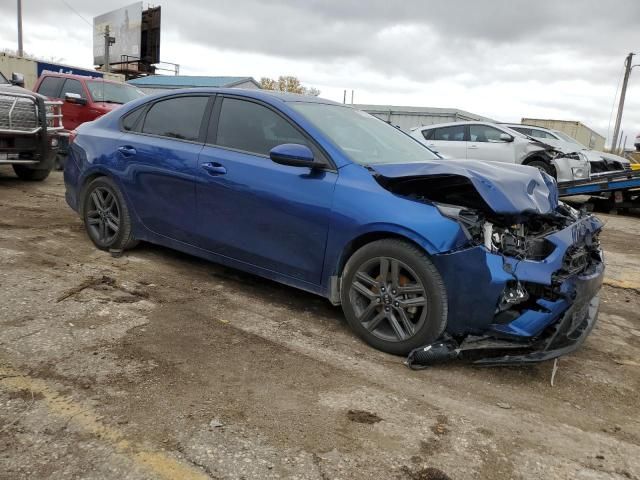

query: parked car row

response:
[63,88,604,363]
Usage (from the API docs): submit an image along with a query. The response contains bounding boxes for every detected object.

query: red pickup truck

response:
[33,72,145,167]
[34,72,145,130]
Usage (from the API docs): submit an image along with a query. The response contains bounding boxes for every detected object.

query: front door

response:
[195,96,337,285]
[467,124,515,163]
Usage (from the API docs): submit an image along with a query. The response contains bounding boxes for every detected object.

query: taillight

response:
[69,130,78,145]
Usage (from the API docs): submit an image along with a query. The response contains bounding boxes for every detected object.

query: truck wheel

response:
[527,160,556,178]
[81,177,138,251]
[340,239,448,355]
[12,165,51,181]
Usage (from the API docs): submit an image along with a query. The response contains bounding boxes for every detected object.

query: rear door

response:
[467,124,515,163]
[117,94,212,244]
[422,125,467,158]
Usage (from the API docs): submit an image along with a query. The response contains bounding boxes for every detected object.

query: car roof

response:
[137,87,344,106]
[413,120,499,131]
[39,71,124,85]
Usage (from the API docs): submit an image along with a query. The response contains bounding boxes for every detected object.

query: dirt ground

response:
[0,169,639,480]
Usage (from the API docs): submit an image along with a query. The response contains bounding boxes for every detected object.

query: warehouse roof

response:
[354,104,494,122]
[128,75,261,89]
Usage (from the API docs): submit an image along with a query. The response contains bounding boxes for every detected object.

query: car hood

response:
[370,159,559,216]
[586,150,630,165]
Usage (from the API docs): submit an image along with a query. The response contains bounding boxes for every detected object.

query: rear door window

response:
[141,96,209,141]
[36,76,65,98]
[214,97,309,156]
[433,125,465,141]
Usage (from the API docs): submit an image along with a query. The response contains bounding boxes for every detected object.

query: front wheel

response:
[340,239,448,355]
[12,164,51,181]
[527,160,556,178]
[81,177,137,251]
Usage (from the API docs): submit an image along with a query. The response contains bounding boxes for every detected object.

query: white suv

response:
[504,124,631,177]
[410,121,590,183]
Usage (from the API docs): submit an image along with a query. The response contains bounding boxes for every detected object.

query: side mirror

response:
[499,133,514,142]
[270,143,316,168]
[65,92,87,106]
[10,72,24,87]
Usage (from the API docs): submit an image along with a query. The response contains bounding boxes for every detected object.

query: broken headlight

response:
[434,203,483,241]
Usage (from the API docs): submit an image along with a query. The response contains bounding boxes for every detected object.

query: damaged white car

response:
[411,121,591,182]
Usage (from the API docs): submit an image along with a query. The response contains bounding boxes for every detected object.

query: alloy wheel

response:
[86,187,120,245]
[348,256,428,342]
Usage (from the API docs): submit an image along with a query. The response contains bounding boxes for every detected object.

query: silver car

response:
[410,121,590,183]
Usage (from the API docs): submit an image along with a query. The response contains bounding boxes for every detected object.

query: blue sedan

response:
[64,88,603,363]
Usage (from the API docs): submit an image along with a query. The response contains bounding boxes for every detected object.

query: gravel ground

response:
[1,169,639,480]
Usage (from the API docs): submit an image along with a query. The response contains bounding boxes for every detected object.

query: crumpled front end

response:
[371,162,605,365]
[429,206,603,364]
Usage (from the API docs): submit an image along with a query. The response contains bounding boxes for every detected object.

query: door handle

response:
[468,145,479,149]
[117,145,137,157]
[202,162,227,176]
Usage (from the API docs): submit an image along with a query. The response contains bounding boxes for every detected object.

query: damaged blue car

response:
[64,89,604,364]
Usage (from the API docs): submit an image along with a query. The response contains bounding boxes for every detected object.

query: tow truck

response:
[558,167,640,211]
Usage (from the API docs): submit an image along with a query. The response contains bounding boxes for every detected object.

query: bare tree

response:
[259,75,320,96]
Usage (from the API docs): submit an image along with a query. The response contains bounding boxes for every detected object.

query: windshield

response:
[290,103,440,164]
[552,130,586,148]
[0,71,9,85]
[86,80,145,104]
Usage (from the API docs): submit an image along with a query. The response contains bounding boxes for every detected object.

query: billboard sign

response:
[37,61,103,79]
[93,2,143,65]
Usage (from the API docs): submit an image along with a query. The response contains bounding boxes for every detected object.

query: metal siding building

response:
[127,75,261,94]
[521,118,606,151]
[354,104,494,132]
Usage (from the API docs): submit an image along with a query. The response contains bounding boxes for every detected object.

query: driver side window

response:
[215,98,309,156]
[469,125,507,143]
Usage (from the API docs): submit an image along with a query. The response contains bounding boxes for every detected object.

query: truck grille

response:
[0,94,39,133]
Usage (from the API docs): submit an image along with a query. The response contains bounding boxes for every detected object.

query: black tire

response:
[527,159,556,178]
[12,164,51,181]
[340,239,448,355]
[81,176,138,251]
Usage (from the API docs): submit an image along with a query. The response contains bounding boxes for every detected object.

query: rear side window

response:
[215,98,308,156]
[421,128,434,140]
[141,96,208,141]
[61,79,87,99]
[36,76,65,98]
[433,125,465,141]
[122,107,145,132]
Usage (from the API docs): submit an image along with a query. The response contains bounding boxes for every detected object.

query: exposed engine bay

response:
[378,173,596,262]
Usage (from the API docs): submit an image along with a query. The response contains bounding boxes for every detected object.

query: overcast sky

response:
[1,0,639,147]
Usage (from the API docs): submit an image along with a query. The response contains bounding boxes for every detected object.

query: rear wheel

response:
[340,239,448,355]
[81,177,137,251]
[12,164,51,181]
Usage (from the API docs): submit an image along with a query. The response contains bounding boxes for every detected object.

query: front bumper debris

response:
[408,212,604,368]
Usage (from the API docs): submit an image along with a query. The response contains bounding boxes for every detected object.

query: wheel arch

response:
[327,228,437,305]
[522,152,557,177]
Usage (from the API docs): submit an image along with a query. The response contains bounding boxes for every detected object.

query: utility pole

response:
[611,52,634,151]
[103,25,116,73]
[343,90,346,104]
[17,0,23,57]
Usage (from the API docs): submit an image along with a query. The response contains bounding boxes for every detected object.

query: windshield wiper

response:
[99,100,124,104]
